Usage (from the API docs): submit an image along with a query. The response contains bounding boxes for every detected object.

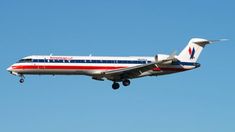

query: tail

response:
[177,38,227,62]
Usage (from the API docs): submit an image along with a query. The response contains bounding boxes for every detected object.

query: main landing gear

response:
[112,79,131,90]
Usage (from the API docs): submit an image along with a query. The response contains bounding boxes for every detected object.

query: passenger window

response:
[49,59,54,63]
[54,60,63,63]
[79,60,85,63]
[70,60,76,63]
[33,59,39,62]
[38,59,45,62]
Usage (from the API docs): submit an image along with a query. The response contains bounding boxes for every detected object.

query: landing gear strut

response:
[112,82,120,90]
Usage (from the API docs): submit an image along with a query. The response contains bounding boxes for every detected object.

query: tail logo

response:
[188,47,195,59]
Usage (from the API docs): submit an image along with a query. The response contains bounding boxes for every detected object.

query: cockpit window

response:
[17,59,33,63]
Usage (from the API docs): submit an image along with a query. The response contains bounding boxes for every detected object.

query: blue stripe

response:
[172,61,199,66]
[17,59,199,66]
[18,59,149,64]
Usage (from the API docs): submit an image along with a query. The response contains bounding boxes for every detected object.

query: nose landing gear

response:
[19,75,25,83]
[19,78,24,83]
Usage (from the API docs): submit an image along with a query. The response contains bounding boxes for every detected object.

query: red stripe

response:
[12,65,127,70]
[12,65,187,71]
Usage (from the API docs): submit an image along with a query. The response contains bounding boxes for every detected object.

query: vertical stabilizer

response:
[178,38,224,62]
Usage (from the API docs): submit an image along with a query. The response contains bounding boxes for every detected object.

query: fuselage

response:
[6,38,223,90]
[7,55,199,78]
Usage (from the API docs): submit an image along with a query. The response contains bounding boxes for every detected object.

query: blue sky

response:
[0,0,234,132]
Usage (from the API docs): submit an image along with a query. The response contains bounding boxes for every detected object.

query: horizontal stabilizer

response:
[194,39,228,46]
[178,38,227,62]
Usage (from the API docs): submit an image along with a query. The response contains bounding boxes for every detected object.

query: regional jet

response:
[7,38,225,90]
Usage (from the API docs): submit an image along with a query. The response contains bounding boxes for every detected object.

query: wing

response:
[102,57,176,81]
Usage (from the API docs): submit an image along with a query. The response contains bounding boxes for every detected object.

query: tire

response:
[112,82,120,90]
[122,79,130,86]
[19,78,24,83]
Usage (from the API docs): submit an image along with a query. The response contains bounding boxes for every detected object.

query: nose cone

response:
[7,66,12,72]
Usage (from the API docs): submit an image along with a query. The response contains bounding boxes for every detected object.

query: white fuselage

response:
[6,38,221,89]
[7,55,198,79]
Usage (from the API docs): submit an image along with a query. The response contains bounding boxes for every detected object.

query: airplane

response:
[7,38,225,90]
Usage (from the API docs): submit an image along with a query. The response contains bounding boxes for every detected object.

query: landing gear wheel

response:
[122,79,130,86]
[19,78,24,83]
[112,82,120,90]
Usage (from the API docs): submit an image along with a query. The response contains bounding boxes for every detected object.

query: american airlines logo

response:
[49,56,73,60]
[188,47,195,59]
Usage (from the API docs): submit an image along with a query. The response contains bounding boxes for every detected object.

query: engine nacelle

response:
[155,54,169,62]
[155,55,158,62]
[155,54,173,64]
